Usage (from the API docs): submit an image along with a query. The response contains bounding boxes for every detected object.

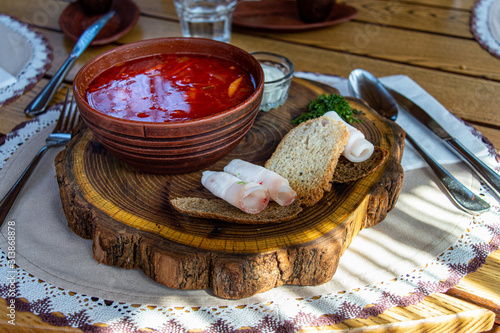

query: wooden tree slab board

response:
[55,78,405,299]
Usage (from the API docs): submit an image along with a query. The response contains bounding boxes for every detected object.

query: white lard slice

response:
[224,159,297,206]
[323,111,374,162]
[201,171,270,214]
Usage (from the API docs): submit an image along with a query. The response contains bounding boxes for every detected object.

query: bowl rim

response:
[73,37,265,130]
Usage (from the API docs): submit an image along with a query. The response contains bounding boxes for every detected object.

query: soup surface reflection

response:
[86,54,256,122]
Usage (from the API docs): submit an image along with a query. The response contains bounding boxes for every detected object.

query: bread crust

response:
[170,197,302,224]
[332,146,388,183]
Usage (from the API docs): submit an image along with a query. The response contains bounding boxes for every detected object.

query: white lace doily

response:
[472,0,500,58]
[0,80,499,331]
[0,14,53,107]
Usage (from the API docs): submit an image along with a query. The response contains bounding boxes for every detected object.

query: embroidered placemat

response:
[472,0,500,58]
[0,74,499,332]
[0,13,53,107]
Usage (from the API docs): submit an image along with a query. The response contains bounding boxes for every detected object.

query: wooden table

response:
[1,0,499,331]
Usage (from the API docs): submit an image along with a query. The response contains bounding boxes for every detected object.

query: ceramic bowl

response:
[73,37,264,174]
[59,0,140,46]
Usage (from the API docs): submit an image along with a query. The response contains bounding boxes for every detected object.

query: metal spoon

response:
[348,69,490,215]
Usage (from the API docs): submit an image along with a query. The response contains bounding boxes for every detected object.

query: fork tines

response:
[56,88,80,134]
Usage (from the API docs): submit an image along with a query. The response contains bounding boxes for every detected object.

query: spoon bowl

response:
[348,69,398,121]
[347,68,490,215]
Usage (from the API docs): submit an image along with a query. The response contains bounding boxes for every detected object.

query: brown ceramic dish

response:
[59,0,140,46]
[73,37,264,174]
[233,1,357,32]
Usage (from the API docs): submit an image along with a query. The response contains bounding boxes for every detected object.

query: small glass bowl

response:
[251,52,294,112]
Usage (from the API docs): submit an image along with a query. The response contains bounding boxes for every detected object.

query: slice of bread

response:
[170,197,302,224]
[332,146,389,183]
[264,116,350,207]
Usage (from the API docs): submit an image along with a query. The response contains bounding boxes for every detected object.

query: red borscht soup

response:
[86,54,256,122]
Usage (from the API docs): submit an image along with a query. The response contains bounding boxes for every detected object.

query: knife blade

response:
[25,10,115,116]
[387,87,500,199]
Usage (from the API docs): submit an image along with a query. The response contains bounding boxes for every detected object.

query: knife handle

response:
[406,134,490,214]
[446,138,500,198]
[25,55,77,116]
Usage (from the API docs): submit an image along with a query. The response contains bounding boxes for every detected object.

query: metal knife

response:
[387,87,500,199]
[25,10,115,116]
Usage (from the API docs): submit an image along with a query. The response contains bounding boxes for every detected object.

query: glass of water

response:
[174,0,238,44]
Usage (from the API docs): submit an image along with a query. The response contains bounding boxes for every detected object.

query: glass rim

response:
[250,51,295,84]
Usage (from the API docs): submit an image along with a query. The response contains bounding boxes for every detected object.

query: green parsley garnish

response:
[292,94,362,125]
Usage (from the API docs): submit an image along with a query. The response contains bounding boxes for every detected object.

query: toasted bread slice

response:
[170,197,302,224]
[332,146,389,183]
[264,116,350,207]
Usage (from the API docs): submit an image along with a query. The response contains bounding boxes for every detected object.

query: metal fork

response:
[0,89,79,227]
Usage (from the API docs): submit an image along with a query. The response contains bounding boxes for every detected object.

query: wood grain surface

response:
[54,78,404,299]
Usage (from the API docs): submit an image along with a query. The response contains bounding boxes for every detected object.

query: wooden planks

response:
[241,21,500,80]
[301,293,495,332]
[406,0,474,10]
[6,0,498,81]
[349,0,472,38]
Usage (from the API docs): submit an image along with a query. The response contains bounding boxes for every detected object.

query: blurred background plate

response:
[59,0,140,46]
[233,0,358,32]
